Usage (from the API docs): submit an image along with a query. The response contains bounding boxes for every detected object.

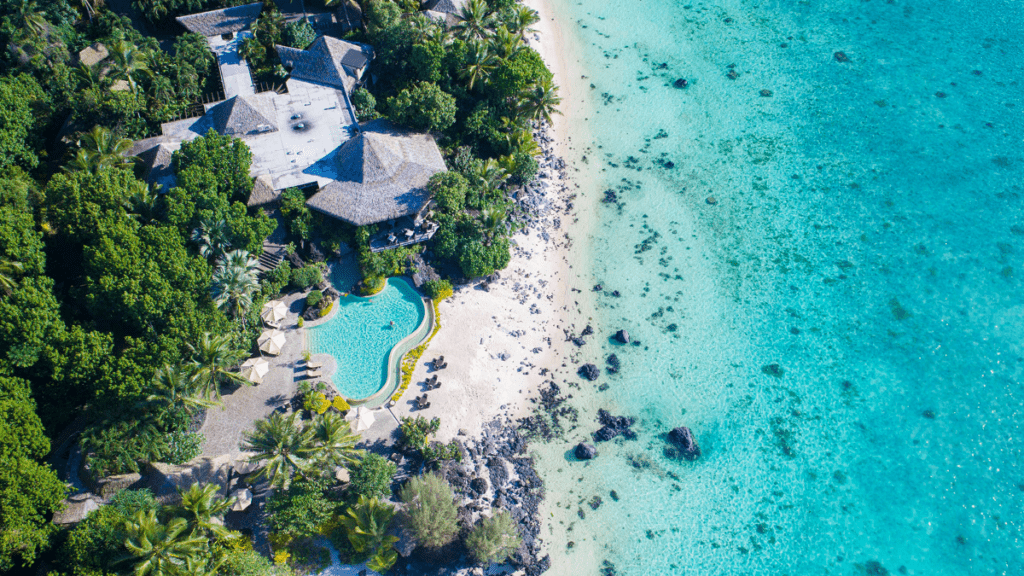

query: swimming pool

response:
[306,277,427,400]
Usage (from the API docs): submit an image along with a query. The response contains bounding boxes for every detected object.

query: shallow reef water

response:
[534,0,1024,574]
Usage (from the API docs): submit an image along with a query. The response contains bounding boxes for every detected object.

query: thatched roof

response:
[248,174,279,206]
[209,94,278,136]
[276,36,373,92]
[176,2,263,37]
[422,0,467,14]
[78,42,108,67]
[307,120,446,226]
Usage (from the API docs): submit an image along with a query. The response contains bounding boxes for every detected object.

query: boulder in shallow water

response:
[667,426,701,461]
[574,443,598,460]
[615,329,630,344]
[578,363,600,381]
[834,51,850,62]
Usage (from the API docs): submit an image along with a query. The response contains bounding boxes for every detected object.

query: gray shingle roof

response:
[176,3,263,37]
[276,36,373,92]
[307,120,447,226]
[130,138,177,190]
[209,94,278,136]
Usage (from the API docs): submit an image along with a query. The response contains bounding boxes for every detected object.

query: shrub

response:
[221,548,295,576]
[319,301,333,317]
[386,81,457,133]
[297,318,304,328]
[331,396,350,412]
[427,172,468,214]
[399,416,440,450]
[509,151,539,185]
[266,479,334,540]
[398,473,459,549]
[306,290,323,307]
[59,489,159,575]
[166,430,204,464]
[304,392,331,415]
[352,88,378,120]
[283,19,316,49]
[361,275,385,295]
[264,261,292,296]
[465,511,521,564]
[291,266,322,290]
[280,188,313,240]
[422,279,453,301]
[348,454,397,501]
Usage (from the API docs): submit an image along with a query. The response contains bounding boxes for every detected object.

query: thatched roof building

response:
[307,120,446,226]
[276,36,373,93]
[176,2,264,37]
[78,42,108,67]
[209,94,278,136]
[248,174,279,207]
[423,0,467,24]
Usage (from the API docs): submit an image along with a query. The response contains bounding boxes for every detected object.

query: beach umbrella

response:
[230,488,253,511]
[345,406,376,432]
[258,329,287,356]
[261,300,288,324]
[239,357,270,384]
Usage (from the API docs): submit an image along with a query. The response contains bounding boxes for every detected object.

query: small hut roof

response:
[248,174,280,207]
[422,0,467,14]
[307,120,447,226]
[176,3,263,37]
[129,137,177,190]
[276,36,373,92]
[209,94,278,136]
[78,42,108,67]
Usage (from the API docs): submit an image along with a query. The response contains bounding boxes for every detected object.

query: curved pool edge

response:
[304,276,434,407]
[357,295,435,408]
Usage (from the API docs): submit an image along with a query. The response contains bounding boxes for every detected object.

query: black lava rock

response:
[581,325,594,336]
[578,364,600,381]
[615,329,630,343]
[470,476,489,494]
[667,426,701,461]
[606,354,620,370]
[574,442,598,460]
[673,78,688,88]
[593,409,636,442]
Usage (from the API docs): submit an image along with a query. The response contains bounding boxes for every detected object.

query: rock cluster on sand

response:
[574,442,598,460]
[578,363,600,381]
[593,409,637,442]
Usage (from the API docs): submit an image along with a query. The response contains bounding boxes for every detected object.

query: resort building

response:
[422,0,468,25]
[129,3,446,247]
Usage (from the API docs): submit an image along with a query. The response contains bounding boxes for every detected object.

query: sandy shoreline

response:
[376,0,586,443]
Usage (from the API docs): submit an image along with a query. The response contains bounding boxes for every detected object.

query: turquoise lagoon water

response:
[537,0,1024,574]
[306,278,425,399]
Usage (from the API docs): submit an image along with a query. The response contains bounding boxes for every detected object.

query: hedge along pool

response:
[306,277,426,400]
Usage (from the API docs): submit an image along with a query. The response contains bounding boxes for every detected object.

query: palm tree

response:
[146,75,175,104]
[191,219,232,259]
[169,483,235,539]
[518,78,562,124]
[187,332,247,402]
[479,205,507,245]
[74,62,104,95]
[211,260,259,323]
[109,40,152,94]
[121,510,207,576]
[142,364,219,423]
[127,184,163,224]
[312,412,365,470]
[508,5,539,39]
[241,412,316,489]
[467,158,508,192]
[454,0,492,41]
[0,259,24,295]
[74,125,136,172]
[219,249,260,274]
[339,496,398,555]
[488,26,523,59]
[15,0,48,37]
[461,40,495,91]
[503,127,541,157]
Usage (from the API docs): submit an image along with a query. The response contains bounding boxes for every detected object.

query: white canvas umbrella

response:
[258,329,287,356]
[230,488,252,511]
[345,406,376,432]
[239,357,270,384]
[261,300,288,324]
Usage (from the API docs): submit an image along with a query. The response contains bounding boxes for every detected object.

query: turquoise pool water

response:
[307,277,426,400]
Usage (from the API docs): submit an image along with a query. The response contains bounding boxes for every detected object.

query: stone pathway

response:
[198,291,310,462]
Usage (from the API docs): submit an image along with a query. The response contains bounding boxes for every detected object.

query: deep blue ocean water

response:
[535,0,1024,574]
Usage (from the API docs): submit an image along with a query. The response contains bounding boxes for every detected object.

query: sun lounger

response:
[304,370,322,378]
[306,361,323,369]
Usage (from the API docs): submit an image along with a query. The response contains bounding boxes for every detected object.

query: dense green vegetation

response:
[0,0,551,570]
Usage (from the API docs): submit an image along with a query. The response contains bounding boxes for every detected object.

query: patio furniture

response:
[345,406,375,431]
[303,369,322,378]
[306,361,324,369]
[258,329,286,356]
[239,357,270,385]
